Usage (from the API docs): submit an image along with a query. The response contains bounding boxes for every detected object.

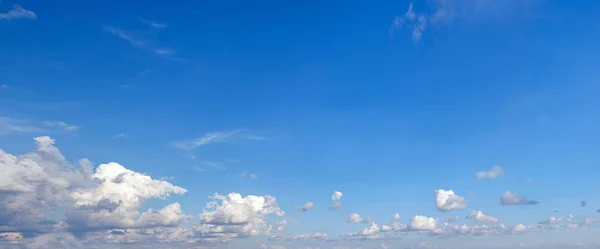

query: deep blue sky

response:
[1,0,600,248]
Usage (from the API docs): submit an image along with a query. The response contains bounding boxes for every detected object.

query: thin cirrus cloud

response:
[171,129,266,151]
[42,121,79,133]
[140,18,168,28]
[102,26,177,58]
[0,5,36,20]
[390,0,540,42]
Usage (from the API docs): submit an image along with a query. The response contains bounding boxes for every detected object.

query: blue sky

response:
[1,0,600,248]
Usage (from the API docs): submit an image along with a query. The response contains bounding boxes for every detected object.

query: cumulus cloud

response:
[332,191,343,201]
[26,233,81,249]
[345,222,381,238]
[299,202,314,212]
[409,215,437,231]
[435,189,467,212]
[0,136,188,234]
[196,192,285,239]
[381,213,408,232]
[476,165,504,179]
[466,211,498,224]
[0,5,36,20]
[500,191,539,205]
[347,213,371,224]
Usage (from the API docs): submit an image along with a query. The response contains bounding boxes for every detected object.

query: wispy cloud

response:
[0,117,44,135]
[43,121,79,133]
[241,171,258,179]
[111,133,128,139]
[0,5,36,20]
[390,0,539,42]
[171,129,264,151]
[0,84,7,90]
[103,26,177,58]
[140,18,168,28]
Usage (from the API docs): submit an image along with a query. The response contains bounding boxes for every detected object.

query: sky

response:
[1,0,600,248]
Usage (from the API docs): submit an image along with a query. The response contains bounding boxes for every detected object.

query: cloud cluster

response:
[0,137,188,235]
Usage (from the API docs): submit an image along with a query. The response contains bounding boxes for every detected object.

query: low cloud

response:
[500,191,539,205]
[435,189,467,212]
[476,166,504,179]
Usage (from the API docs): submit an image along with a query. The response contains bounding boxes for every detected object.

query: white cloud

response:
[500,191,539,205]
[466,211,499,224]
[332,191,343,201]
[197,192,285,238]
[140,18,168,28]
[172,129,262,151]
[0,117,44,135]
[390,2,427,42]
[103,26,177,58]
[345,222,381,238]
[43,121,79,132]
[476,165,504,179]
[409,215,438,231]
[347,213,371,224]
[0,5,36,20]
[435,189,467,212]
[111,133,128,139]
[299,202,314,212]
[0,136,188,233]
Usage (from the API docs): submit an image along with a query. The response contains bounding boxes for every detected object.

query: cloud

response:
[409,215,438,231]
[390,0,538,42]
[0,136,188,234]
[476,166,504,179]
[347,213,372,224]
[299,202,314,212]
[390,2,427,42]
[197,192,285,239]
[140,18,168,28]
[500,191,539,205]
[332,191,343,201]
[0,5,36,20]
[103,26,177,58]
[172,129,264,151]
[328,202,342,210]
[240,171,258,179]
[42,121,79,133]
[466,211,499,224]
[0,117,44,135]
[26,232,81,249]
[435,189,467,212]
[0,84,7,89]
[111,133,127,139]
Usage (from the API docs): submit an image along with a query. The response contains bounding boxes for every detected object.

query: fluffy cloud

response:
[299,202,314,212]
[197,192,285,239]
[466,211,499,224]
[500,191,539,205]
[476,166,504,179]
[332,191,343,201]
[435,189,467,212]
[67,162,188,230]
[409,216,438,231]
[347,214,371,224]
[0,136,188,234]
[345,222,381,239]
[381,213,407,232]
